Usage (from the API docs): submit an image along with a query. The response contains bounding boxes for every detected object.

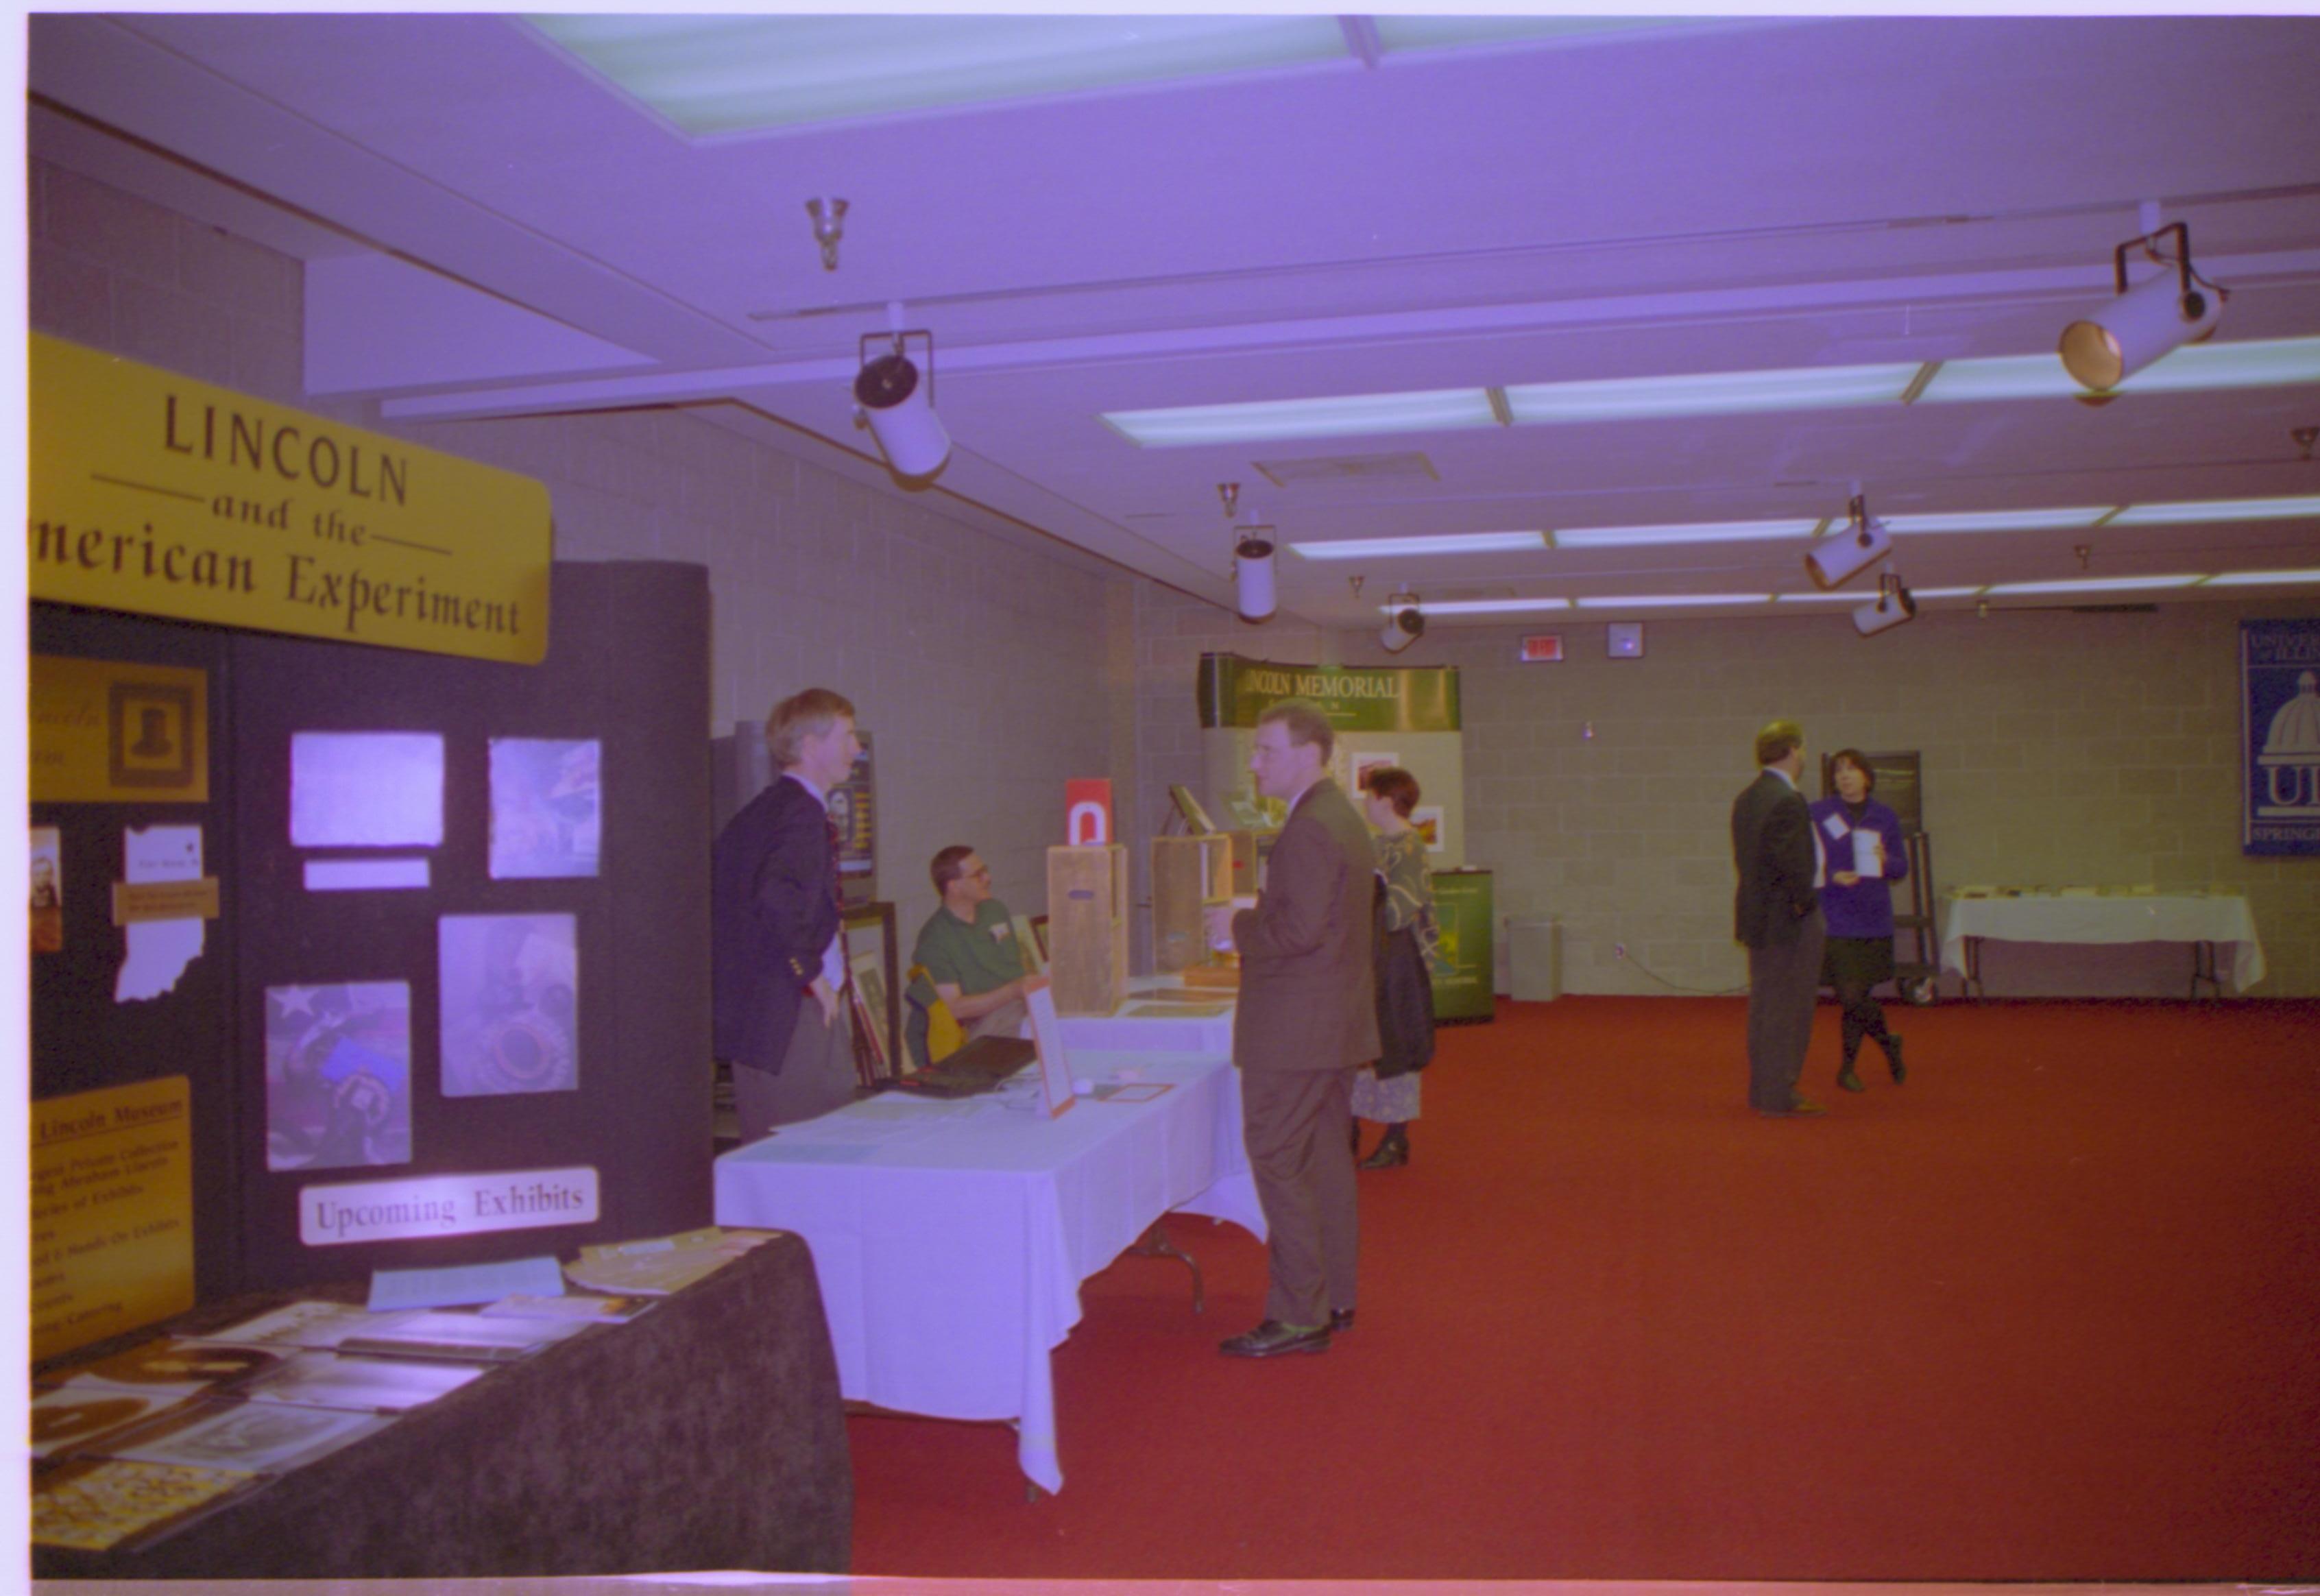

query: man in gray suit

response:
[1732,718,1827,1117]
[1204,700,1379,1357]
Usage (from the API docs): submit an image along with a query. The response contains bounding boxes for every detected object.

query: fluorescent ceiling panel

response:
[1984,575,2203,596]
[529,14,1349,135]
[1398,596,1571,615]
[1883,507,2112,534]
[1909,586,1989,599]
[1292,531,1547,561]
[2107,495,2320,527]
[1773,592,1865,603]
[2203,568,2320,585]
[1504,363,1918,424]
[1103,388,1496,448]
[1556,518,1818,548]
[1573,593,1772,608]
[1920,335,2320,404]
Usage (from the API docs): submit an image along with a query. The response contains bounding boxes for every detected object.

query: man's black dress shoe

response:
[1754,1096,1828,1117]
[1329,1308,1355,1334]
[1886,1035,1907,1085]
[1219,1319,1330,1358]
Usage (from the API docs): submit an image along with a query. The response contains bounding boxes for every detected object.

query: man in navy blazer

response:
[1731,718,1826,1117]
[712,688,862,1137]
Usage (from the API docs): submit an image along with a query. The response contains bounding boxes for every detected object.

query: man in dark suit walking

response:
[712,688,863,1137]
[1204,700,1379,1357]
[1732,718,1827,1117]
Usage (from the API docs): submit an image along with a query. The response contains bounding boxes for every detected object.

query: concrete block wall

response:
[1420,603,2320,999]
[29,160,1135,941]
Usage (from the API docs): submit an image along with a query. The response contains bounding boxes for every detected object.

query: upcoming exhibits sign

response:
[28,335,553,664]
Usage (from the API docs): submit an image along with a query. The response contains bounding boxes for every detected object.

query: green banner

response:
[1198,653,1460,733]
[1429,869,1495,1023]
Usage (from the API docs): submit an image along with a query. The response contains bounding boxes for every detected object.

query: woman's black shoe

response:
[1886,1035,1907,1085]
[1837,1066,1865,1093]
[1359,1130,1409,1170]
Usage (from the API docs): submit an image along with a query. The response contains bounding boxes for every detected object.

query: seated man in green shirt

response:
[912,845,1032,1041]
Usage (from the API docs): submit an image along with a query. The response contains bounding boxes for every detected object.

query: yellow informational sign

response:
[28,334,551,664]
[29,654,210,803]
[112,878,221,925]
[30,1076,197,1364]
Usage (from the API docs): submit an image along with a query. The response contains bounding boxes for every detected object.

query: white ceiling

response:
[27,12,2320,629]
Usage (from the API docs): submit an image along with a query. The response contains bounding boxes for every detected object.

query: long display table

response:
[32,1231,850,1577]
[1940,891,2265,998]
[714,1049,1259,1494]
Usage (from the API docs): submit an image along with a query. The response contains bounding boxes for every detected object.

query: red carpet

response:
[847,996,2320,1581]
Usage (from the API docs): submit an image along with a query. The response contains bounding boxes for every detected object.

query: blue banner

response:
[2242,618,2320,856]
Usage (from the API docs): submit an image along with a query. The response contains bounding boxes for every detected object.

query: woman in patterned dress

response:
[1353,766,1440,1169]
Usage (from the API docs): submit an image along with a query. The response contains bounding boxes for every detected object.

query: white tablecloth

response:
[1056,977,1237,1056]
[712,1050,1259,1493]
[1940,893,2265,990]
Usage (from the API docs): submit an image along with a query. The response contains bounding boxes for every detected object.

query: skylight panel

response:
[2107,495,2320,527]
[1102,389,1497,448]
[1883,507,2112,534]
[1556,519,1819,548]
[1983,575,2203,596]
[1503,363,1918,424]
[1573,593,1772,608]
[2201,568,2320,586]
[1921,336,2320,404]
[1393,596,1572,615]
[529,14,1349,136]
[1292,532,1547,561]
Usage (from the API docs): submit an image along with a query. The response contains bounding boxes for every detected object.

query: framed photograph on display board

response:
[1020,978,1075,1120]
[263,982,412,1172]
[487,738,600,879]
[438,915,579,1097]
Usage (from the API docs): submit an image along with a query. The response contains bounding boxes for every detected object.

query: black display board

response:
[31,561,715,1298]
[29,608,244,1298]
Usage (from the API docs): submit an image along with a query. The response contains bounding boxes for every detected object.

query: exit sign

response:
[1519,633,1564,662]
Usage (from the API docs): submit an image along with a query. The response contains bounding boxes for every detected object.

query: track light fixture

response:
[1805,494,1892,589]
[1852,571,1916,638]
[1379,590,1424,653]
[854,329,950,482]
[1234,528,1277,622]
[2059,220,2224,392]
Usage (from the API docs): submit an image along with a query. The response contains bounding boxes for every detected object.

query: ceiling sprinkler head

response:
[806,197,848,271]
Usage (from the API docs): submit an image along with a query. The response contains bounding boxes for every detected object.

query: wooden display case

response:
[1152,833,1233,974]
[1046,843,1129,1015]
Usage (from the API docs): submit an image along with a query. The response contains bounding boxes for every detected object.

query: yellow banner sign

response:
[29,655,210,803]
[30,1076,197,1363]
[28,334,551,664]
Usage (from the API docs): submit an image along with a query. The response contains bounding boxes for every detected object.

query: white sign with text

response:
[300,1166,599,1246]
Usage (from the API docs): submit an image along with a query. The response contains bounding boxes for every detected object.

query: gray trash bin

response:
[1508,915,1560,1002]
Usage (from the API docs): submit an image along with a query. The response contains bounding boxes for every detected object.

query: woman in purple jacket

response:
[1809,749,1909,1093]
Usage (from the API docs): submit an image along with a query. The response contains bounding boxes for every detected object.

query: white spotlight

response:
[1806,494,1892,589]
[1235,531,1277,622]
[1852,572,1916,638]
[2059,221,2223,392]
[855,331,951,481]
[1379,590,1424,653]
